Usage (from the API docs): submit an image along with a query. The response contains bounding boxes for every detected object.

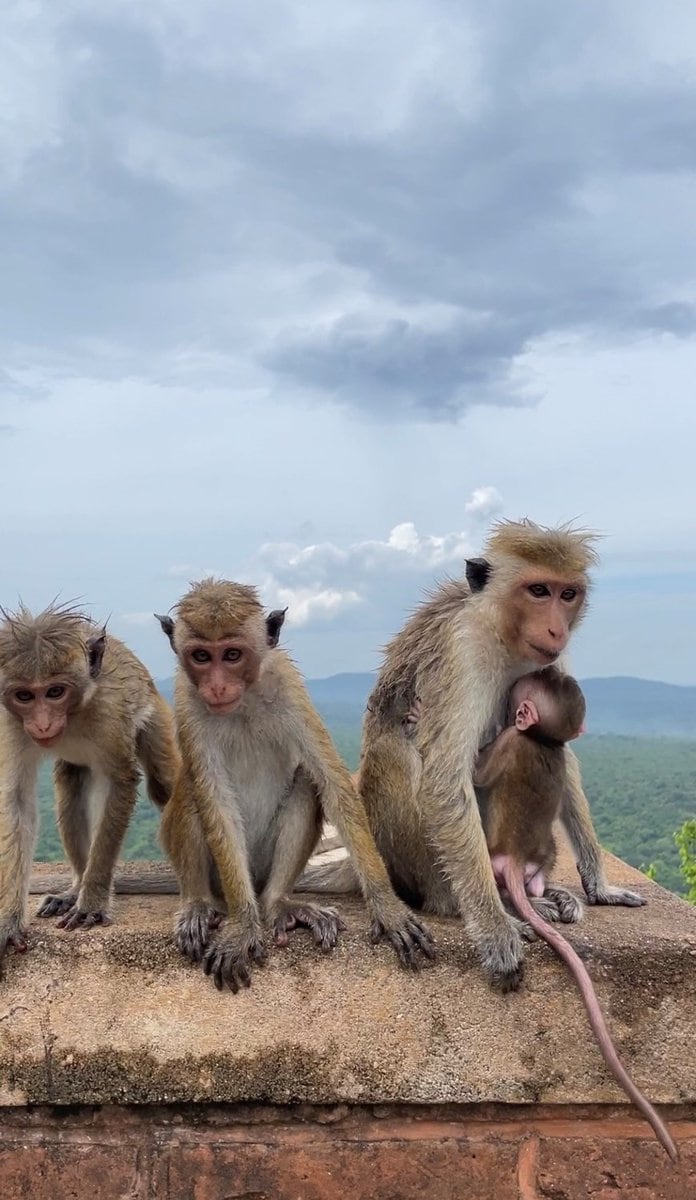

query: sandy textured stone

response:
[0,847,694,1109]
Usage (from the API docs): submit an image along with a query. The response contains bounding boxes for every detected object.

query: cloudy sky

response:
[1,1,694,684]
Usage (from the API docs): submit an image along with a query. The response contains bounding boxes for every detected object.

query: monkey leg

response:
[309,733,435,970]
[562,750,646,908]
[0,767,39,975]
[358,733,432,905]
[136,695,180,809]
[160,779,224,963]
[38,762,92,918]
[261,775,346,953]
[57,763,140,930]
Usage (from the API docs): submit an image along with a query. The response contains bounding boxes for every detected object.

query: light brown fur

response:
[0,603,179,971]
[158,580,434,992]
[300,520,645,992]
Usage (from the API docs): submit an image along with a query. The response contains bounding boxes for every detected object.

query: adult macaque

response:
[301,520,645,993]
[474,669,677,1162]
[0,603,178,972]
[157,579,434,992]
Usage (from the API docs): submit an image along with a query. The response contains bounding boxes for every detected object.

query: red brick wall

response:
[0,1103,693,1199]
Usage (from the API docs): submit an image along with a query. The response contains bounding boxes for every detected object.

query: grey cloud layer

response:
[3,1,696,417]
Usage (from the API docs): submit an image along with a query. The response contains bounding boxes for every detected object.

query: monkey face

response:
[509,574,587,664]
[182,639,261,714]
[4,680,79,746]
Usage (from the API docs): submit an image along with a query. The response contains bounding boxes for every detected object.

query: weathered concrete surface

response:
[1,847,694,1110]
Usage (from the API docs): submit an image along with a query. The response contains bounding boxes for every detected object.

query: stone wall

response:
[1,848,694,1197]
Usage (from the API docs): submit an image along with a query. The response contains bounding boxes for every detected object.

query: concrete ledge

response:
[2,848,694,1113]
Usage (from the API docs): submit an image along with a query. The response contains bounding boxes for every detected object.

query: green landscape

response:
[33,723,696,900]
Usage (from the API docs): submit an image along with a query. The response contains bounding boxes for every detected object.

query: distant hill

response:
[155,672,696,738]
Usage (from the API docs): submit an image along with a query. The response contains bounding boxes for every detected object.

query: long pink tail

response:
[504,864,678,1163]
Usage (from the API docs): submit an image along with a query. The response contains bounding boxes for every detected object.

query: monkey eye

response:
[527,583,550,598]
[191,649,212,664]
[223,648,242,663]
[560,588,578,602]
[46,685,66,700]
[14,689,34,704]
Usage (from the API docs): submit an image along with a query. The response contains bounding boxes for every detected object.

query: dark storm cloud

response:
[2,1,696,416]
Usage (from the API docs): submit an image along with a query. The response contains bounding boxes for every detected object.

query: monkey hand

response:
[0,917,29,977]
[175,901,225,964]
[270,900,347,953]
[37,890,79,919]
[579,870,647,908]
[56,887,113,931]
[202,921,268,993]
[369,900,436,970]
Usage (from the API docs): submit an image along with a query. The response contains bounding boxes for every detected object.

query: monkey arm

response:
[57,760,142,930]
[0,760,39,969]
[298,713,435,968]
[176,769,267,992]
[159,772,226,964]
[561,748,645,907]
[472,728,517,789]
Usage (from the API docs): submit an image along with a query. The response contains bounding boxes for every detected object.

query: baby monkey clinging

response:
[474,668,678,1163]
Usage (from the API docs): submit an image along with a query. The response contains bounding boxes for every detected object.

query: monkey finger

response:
[57,908,111,931]
[404,918,437,959]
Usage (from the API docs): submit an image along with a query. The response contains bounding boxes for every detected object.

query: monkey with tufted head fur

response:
[474,668,677,1162]
[156,579,434,993]
[299,519,645,993]
[0,602,179,973]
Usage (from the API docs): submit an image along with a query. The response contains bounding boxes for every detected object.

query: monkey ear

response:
[155,614,176,649]
[86,631,107,679]
[515,699,539,731]
[266,608,288,648]
[465,557,491,593]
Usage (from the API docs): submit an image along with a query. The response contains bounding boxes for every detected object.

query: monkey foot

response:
[0,920,28,977]
[542,886,584,924]
[585,883,647,908]
[369,909,436,970]
[36,891,79,919]
[272,902,347,952]
[202,929,268,993]
[175,903,224,964]
[480,923,526,993]
[56,906,112,931]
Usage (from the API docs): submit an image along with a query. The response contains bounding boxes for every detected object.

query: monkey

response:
[0,603,179,972]
[299,519,645,993]
[156,579,435,992]
[473,668,678,1162]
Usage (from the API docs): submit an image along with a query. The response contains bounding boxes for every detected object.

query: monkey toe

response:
[0,928,29,976]
[497,963,525,994]
[369,914,436,970]
[543,888,583,924]
[37,893,78,919]
[273,904,346,952]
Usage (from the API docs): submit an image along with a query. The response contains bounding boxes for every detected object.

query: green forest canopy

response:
[33,732,696,899]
